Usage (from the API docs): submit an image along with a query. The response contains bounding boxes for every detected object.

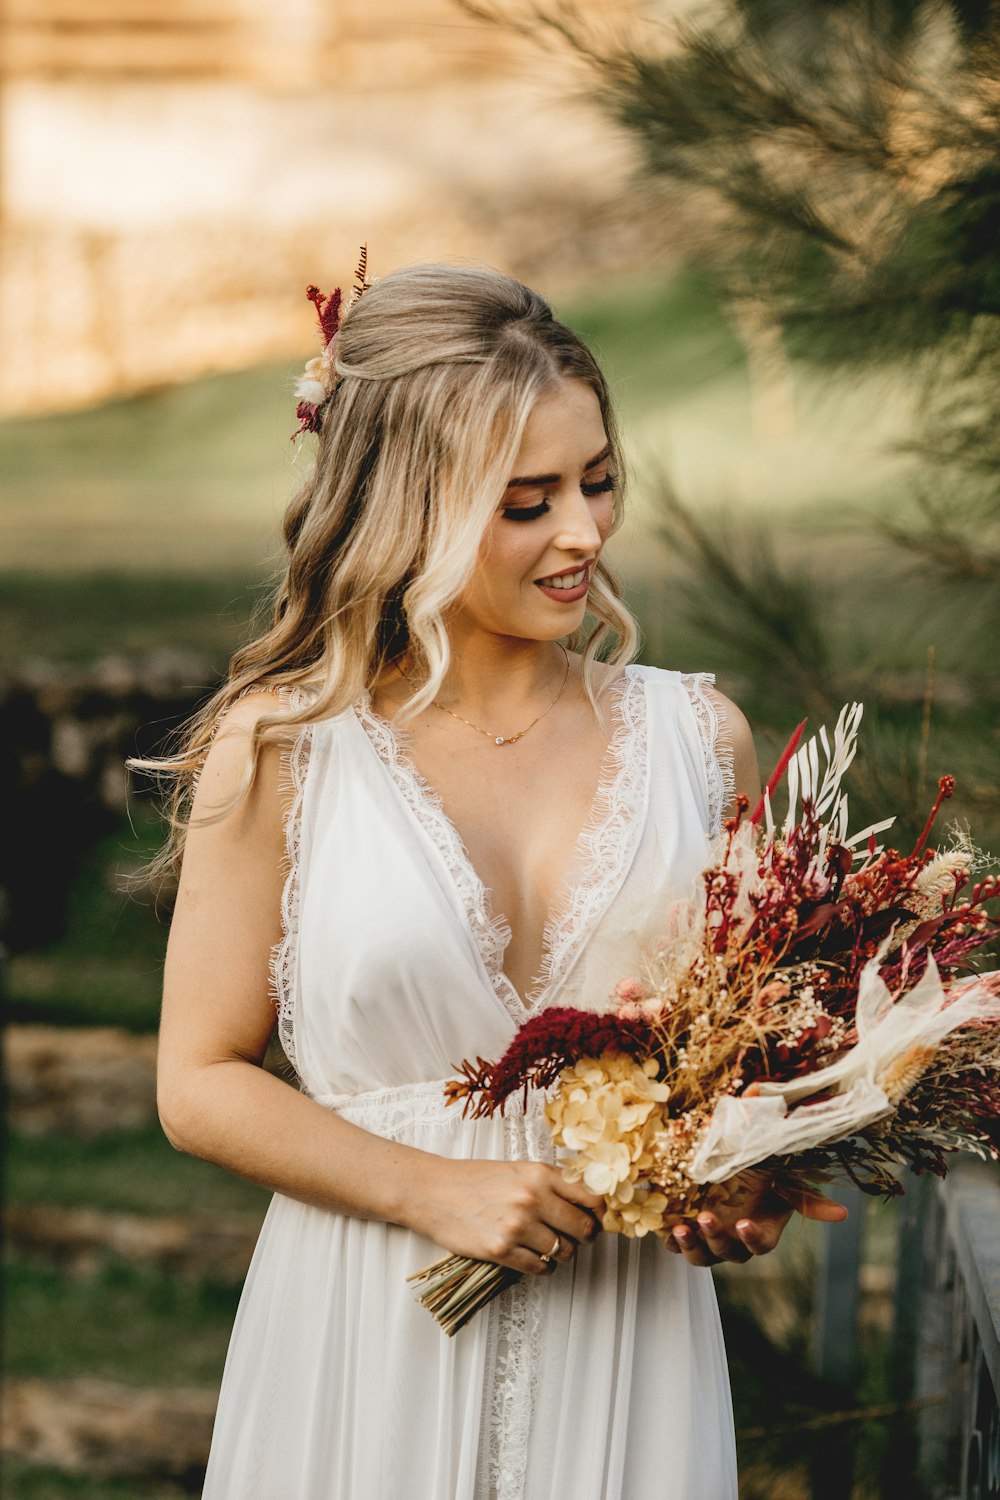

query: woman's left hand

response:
[664,1169,850,1267]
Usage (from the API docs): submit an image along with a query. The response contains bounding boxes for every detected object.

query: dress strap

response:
[679,672,737,837]
[268,684,318,1079]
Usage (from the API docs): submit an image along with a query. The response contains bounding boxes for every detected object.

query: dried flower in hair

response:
[294,356,330,409]
[291,247,371,440]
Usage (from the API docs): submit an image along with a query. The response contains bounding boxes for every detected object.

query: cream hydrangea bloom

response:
[603,1188,671,1238]
[547,1053,672,1233]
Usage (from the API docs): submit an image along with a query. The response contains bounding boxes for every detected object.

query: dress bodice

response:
[274,666,734,1104]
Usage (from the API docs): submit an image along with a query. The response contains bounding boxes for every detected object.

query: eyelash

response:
[501,473,616,522]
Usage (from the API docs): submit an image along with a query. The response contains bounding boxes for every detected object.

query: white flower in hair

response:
[294,356,330,407]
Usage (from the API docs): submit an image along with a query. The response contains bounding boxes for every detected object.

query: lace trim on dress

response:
[478,1092,554,1500]
[353,693,515,998]
[310,1076,461,1139]
[680,672,737,837]
[268,686,315,1078]
[521,667,648,1013]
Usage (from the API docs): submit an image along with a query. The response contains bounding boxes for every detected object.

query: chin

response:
[519,608,587,642]
[467,595,589,642]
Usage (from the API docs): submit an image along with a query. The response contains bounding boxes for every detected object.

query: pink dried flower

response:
[614,978,649,1005]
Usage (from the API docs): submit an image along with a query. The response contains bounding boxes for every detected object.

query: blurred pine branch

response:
[652,477,841,717]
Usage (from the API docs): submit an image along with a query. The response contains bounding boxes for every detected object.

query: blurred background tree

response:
[588,0,1000,580]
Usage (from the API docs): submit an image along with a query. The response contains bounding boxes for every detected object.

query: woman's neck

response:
[405,627,570,722]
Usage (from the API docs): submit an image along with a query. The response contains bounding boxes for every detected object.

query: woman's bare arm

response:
[156,694,602,1274]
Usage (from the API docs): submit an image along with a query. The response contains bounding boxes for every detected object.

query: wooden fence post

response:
[812,1181,867,1386]
[809,1182,867,1499]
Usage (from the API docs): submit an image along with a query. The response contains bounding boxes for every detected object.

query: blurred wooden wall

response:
[0,0,643,416]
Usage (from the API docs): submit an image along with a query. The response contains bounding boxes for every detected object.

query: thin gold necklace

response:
[395,644,571,746]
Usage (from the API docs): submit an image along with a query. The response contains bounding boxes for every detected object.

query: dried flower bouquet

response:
[408,705,1000,1335]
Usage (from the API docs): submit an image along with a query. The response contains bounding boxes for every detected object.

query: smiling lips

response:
[534,562,593,603]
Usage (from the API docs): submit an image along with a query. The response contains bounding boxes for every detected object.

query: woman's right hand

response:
[408,1157,605,1275]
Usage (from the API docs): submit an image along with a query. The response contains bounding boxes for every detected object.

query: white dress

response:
[202,666,739,1500]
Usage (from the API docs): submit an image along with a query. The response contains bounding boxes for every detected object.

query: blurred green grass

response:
[6,1126,269,1219]
[1,1463,189,1500]
[5,956,162,1031]
[0,359,298,574]
[0,572,263,671]
[4,1255,240,1386]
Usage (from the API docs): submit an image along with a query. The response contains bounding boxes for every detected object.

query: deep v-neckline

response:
[353,666,650,1024]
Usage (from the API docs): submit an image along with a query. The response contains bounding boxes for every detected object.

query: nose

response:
[553,486,605,554]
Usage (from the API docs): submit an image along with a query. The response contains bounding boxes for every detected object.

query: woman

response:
[150,263,845,1499]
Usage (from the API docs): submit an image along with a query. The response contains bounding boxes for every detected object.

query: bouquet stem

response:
[406,1254,522,1336]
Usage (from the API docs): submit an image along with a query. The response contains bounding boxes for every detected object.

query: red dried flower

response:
[293,400,324,436]
[446,1007,657,1118]
[305,284,343,347]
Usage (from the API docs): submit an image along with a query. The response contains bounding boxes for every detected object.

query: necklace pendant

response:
[495,736,505,746]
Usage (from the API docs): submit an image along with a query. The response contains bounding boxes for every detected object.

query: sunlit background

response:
[3,2,998,1497]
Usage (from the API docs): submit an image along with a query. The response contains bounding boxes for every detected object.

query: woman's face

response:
[456,378,616,644]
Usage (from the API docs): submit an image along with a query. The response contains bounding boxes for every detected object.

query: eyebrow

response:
[505,443,611,490]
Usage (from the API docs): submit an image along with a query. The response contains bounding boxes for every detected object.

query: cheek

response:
[596,495,616,540]
[476,525,540,590]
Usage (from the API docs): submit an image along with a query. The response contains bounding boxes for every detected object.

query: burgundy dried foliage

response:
[292,401,324,438]
[446,1008,656,1118]
[306,284,343,346]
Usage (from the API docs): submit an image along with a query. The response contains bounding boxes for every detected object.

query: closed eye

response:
[582,474,615,497]
[501,474,615,521]
[501,499,551,522]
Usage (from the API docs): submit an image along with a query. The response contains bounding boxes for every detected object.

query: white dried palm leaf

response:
[844,816,897,854]
[782,703,894,857]
[785,702,863,837]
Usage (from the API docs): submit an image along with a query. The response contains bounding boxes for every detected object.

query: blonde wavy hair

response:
[130,262,640,876]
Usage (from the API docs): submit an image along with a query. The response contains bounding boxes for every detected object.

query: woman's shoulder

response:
[184,690,291,859]
[636,665,760,807]
[204,683,315,750]
[193,682,324,808]
[214,678,357,731]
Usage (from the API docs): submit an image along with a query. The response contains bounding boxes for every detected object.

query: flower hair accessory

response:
[292,245,371,439]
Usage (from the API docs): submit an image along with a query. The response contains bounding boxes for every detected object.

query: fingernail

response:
[697,1214,715,1232]
[674,1226,691,1244]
